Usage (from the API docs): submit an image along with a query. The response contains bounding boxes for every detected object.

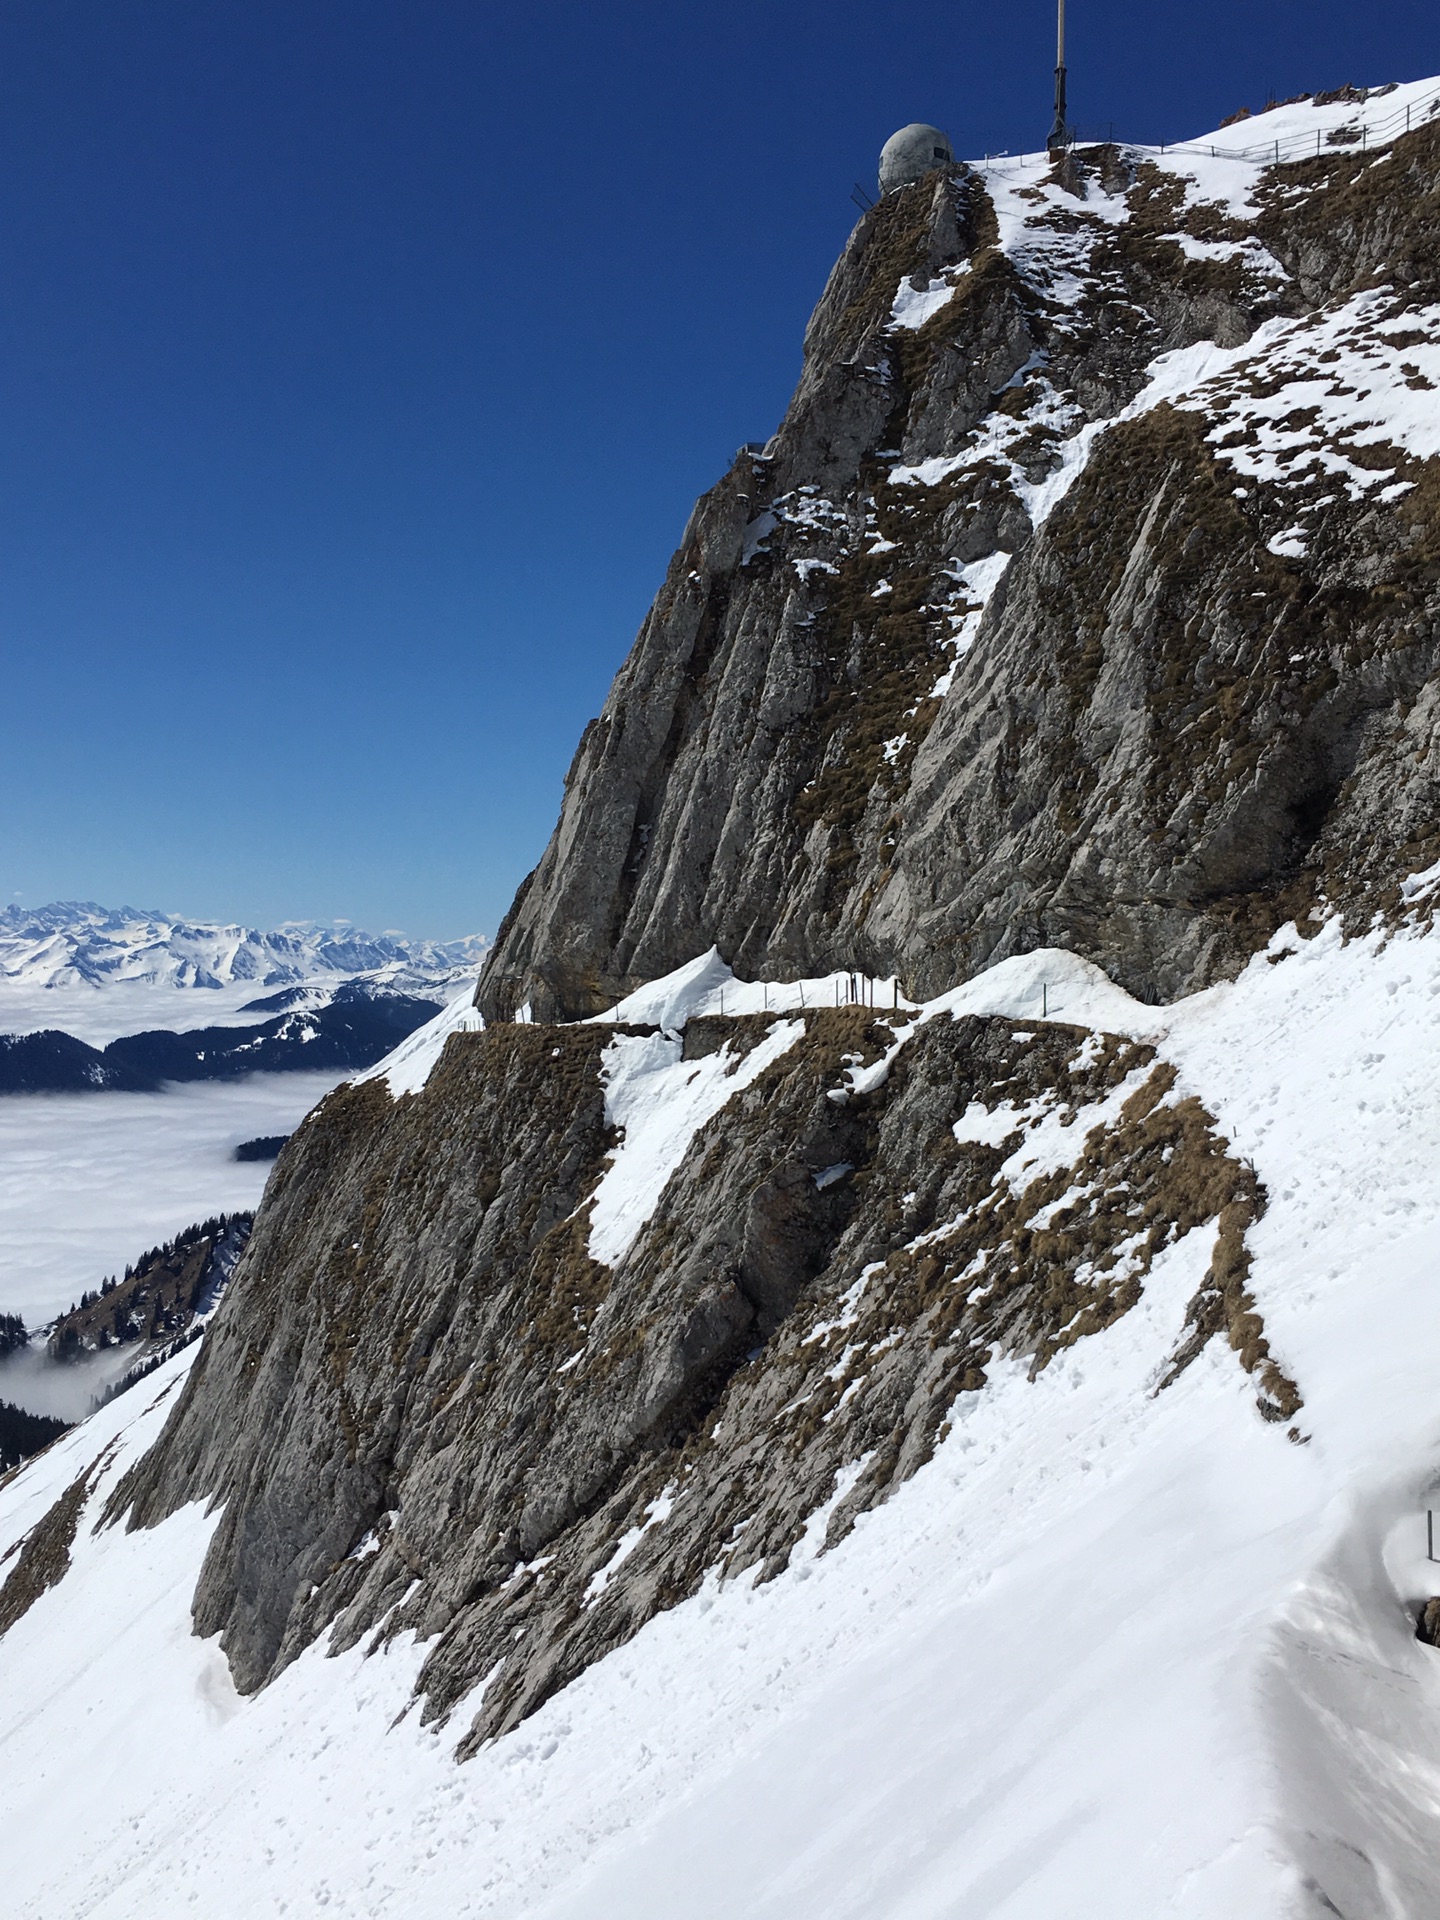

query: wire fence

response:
[976,82,1440,174]
[1153,82,1440,164]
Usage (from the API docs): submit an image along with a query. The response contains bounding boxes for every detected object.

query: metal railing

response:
[1153,83,1440,164]
[972,82,1440,175]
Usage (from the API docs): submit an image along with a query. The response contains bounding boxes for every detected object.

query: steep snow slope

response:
[3,922,1440,1916]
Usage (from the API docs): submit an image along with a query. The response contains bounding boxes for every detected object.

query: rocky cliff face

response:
[479,114,1440,1019]
[97,93,1440,1752]
[116,989,1289,1745]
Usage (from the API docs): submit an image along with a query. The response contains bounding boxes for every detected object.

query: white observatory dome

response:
[878,123,954,194]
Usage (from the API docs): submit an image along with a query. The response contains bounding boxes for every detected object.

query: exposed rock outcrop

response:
[479,123,1440,1019]
[0,1454,110,1637]
[116,1004,1282,1743]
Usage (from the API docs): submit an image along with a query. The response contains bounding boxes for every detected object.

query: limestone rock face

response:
[479,124,1440,1021]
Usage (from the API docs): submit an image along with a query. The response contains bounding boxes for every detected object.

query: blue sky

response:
[2,0,1435,939]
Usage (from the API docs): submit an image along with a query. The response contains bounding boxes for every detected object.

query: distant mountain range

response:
[0,903,489,1092]
[0,981,451,1093]
[0,901,487,992]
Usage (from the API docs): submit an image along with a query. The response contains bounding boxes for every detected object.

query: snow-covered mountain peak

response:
[483,69,1440,1022]
[0,902,488,993]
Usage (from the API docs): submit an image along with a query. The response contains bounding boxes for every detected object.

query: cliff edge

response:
[480,106,1440,1018]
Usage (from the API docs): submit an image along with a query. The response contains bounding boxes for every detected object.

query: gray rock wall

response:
[479,127,1440,1020]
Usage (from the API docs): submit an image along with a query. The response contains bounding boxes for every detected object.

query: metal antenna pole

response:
[1048,0,1068,154]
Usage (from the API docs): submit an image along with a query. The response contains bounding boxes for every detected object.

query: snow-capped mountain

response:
[481,75,1440,1021]
[9,78,1440,1920]
[0,979,454,1094]
[0,902,489,1052]
[0,906,490,1342]
[0,901,486,993]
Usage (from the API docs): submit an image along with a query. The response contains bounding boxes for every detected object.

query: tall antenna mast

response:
[1048,0,1068,154]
